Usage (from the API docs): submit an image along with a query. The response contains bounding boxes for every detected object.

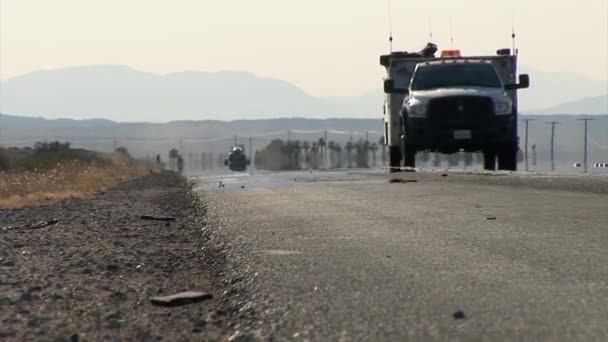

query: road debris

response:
[150,291,213,307]
[1,219,59,231]
[106,264,120,272]
[486,217,497,221]
[452,310,467,320]
[389,179,418,184]
[139,215,177,222]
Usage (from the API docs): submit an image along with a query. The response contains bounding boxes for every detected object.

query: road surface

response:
[196,170,608,341]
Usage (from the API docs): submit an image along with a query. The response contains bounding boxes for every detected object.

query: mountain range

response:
[1,65,606,122]
[534,95,608,115]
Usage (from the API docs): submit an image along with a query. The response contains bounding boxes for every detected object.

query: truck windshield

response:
[411,63,502,90]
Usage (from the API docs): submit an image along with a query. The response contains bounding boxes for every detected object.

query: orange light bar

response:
[441,50,462,57]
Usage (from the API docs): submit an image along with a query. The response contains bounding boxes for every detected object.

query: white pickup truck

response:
[380,48,530,171]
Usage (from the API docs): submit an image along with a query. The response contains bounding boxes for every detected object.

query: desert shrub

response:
[34,141,72,153]
[0,147,10,171]
[254,139,294,171]
[0,158,156,207]
[1,141,103,171]
[115,146,130,156]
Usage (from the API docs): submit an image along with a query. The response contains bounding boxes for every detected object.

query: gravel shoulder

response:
[0,172,235,341]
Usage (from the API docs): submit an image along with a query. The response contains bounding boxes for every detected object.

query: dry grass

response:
[0,153,158,208]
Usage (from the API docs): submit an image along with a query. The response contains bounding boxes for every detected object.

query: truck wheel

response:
[497,143,517,171]
[403,146,416,168]
[389,146,402,173]
[483,148,496,171]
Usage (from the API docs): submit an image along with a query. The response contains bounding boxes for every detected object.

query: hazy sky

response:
[1,0,607,97]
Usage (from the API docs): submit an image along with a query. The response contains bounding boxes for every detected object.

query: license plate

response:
[454,130,472,140]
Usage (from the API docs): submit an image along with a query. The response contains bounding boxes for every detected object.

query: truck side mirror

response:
[518,74,530,89]
[383,79,395,94]
[383,79,408,94]
[505,74,530,90]
[224,160,228,166]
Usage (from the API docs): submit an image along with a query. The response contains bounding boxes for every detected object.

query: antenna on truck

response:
[511,15,519,55]
[387,0,394,52]
[428,17,434,42]
[449,17,455,49]
[511,13,518,55]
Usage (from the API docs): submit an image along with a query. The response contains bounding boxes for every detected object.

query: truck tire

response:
[403,145,416,168]
[483,148,496,171]
[497,143,518,171]
[389,146,402,173]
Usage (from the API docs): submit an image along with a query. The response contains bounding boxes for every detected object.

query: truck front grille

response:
[427,96,495,128]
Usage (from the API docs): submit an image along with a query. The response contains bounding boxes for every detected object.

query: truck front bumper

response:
[405,115,516,152]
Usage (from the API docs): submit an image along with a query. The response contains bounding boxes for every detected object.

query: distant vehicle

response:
[380,45,530,171]
[224,145,250,172]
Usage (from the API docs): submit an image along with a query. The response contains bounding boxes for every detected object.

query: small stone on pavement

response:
[150,291,213,307]
[452,310,466,320]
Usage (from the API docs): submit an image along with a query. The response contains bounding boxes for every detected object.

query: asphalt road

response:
[196,170,608,341]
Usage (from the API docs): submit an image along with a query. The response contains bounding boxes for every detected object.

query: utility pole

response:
[577,118,595,173]
[522,119,534,172]
[324,130,328,169]
[249,137,253,170]
[545,121,560,172]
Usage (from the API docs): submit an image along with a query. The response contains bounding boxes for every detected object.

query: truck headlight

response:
[494,99,513,115]
[406,99,427,118]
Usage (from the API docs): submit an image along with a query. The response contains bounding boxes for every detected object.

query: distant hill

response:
[1,65,606,121]
[533,95,608,115]
[324,91,384,118]
[0,65,377,122]
[519,68,607,112]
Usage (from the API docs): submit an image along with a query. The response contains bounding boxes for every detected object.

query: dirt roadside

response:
[0,172,240,341]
